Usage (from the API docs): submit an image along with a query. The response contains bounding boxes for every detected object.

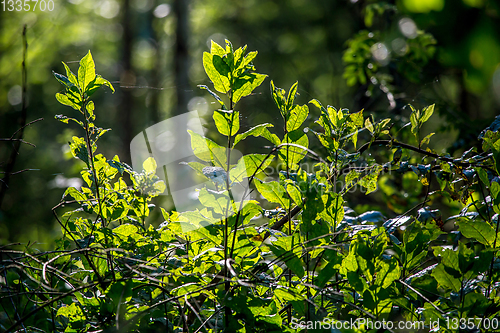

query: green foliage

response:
[2,42,500,333]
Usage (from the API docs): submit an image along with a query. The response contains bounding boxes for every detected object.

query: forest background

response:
[1,0,500,247]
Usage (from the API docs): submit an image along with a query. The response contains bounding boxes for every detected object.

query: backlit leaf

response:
[78,51,96,93]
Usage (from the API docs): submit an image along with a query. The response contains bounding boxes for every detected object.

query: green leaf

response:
[213,54,231,78]
[491,181,500,200]
[113,224,139,238]
[476,167,490,187]
[410,110,418,135]
[285,181,303,207]
[87,75,115,96]
[64,187,87,202]
[78,51,96,93]
[160,207,170,221]
[274,287,305,301]
[309,99,326,113]
[359,164,382,194]
[457,219,496,247]
[278,129,309,171]
[233,123,274,146]
[261,129,281,146]
[54,114,84,127]
[362,289,376,311]
[316,250,342,288]
[53,71,75,89]
[86,101,95,121]
[402,220,443,271]
[183,161,211,180]
[197,188,227,215]
[365,117,374,134]
[56,303,85,320]
[341,252,358,273]
[421,104,435,123]
[431,263,461,292]
[327,106,339,128]
[203,52,230,94]
[230,154,274,182]
[433,246,461,273]
[210,40,226,56]
[271,80,286,113]
[286,104,308,132]
[188,130,227,167]
[420,132,435,146]
[255,180,290,208]
[55,92,81,110]
[62,62,78,87]
[320,192,344,228]
[232,73,267,104]
[237,50,257,72]
[349,109,364,127]
[69,136,89,166]
[213,110,239,137]
[463,293,491,317]
[375,257,400,288]
[269,236,304,278]
[143,157,158,173]
[286,81,299,111]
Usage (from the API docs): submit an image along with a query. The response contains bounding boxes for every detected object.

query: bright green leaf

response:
[143,157,158,173]
[286,104,308,132]
[232,73,267,104]
[78,51,96,93]
[203,52,230,94]
[421,104,435,123]
[457,219,496,247]
[213,110,239,137]
[233,123,274,146]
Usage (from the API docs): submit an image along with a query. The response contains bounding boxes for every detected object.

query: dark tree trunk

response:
[120,0,134,163]
[173,0,191,116]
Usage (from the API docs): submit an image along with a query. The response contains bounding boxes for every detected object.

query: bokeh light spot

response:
[154,4,171,18]
[8,86,22,106]
[98,0,120,19]
[392,38,408,56]
[371,43,390,66]
[399,18,418,39]
[188,97,208,116]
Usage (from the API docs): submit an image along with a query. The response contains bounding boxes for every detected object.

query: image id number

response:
[2,0,55,11]
[446,317,499,330]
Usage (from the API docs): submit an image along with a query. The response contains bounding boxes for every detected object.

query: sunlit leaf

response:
[232,73,267,104]
[78,51,96,93]
[233,123,274,146]
[457,219,496,247]
[421,104,435,123]
[213,110,239,137]
[286,104,308,132]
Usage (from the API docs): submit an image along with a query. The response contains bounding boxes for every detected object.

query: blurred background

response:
[1,0,500,247]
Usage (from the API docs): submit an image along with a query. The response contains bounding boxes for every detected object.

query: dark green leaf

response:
[53,71,75,89]
[203,52,230,93]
